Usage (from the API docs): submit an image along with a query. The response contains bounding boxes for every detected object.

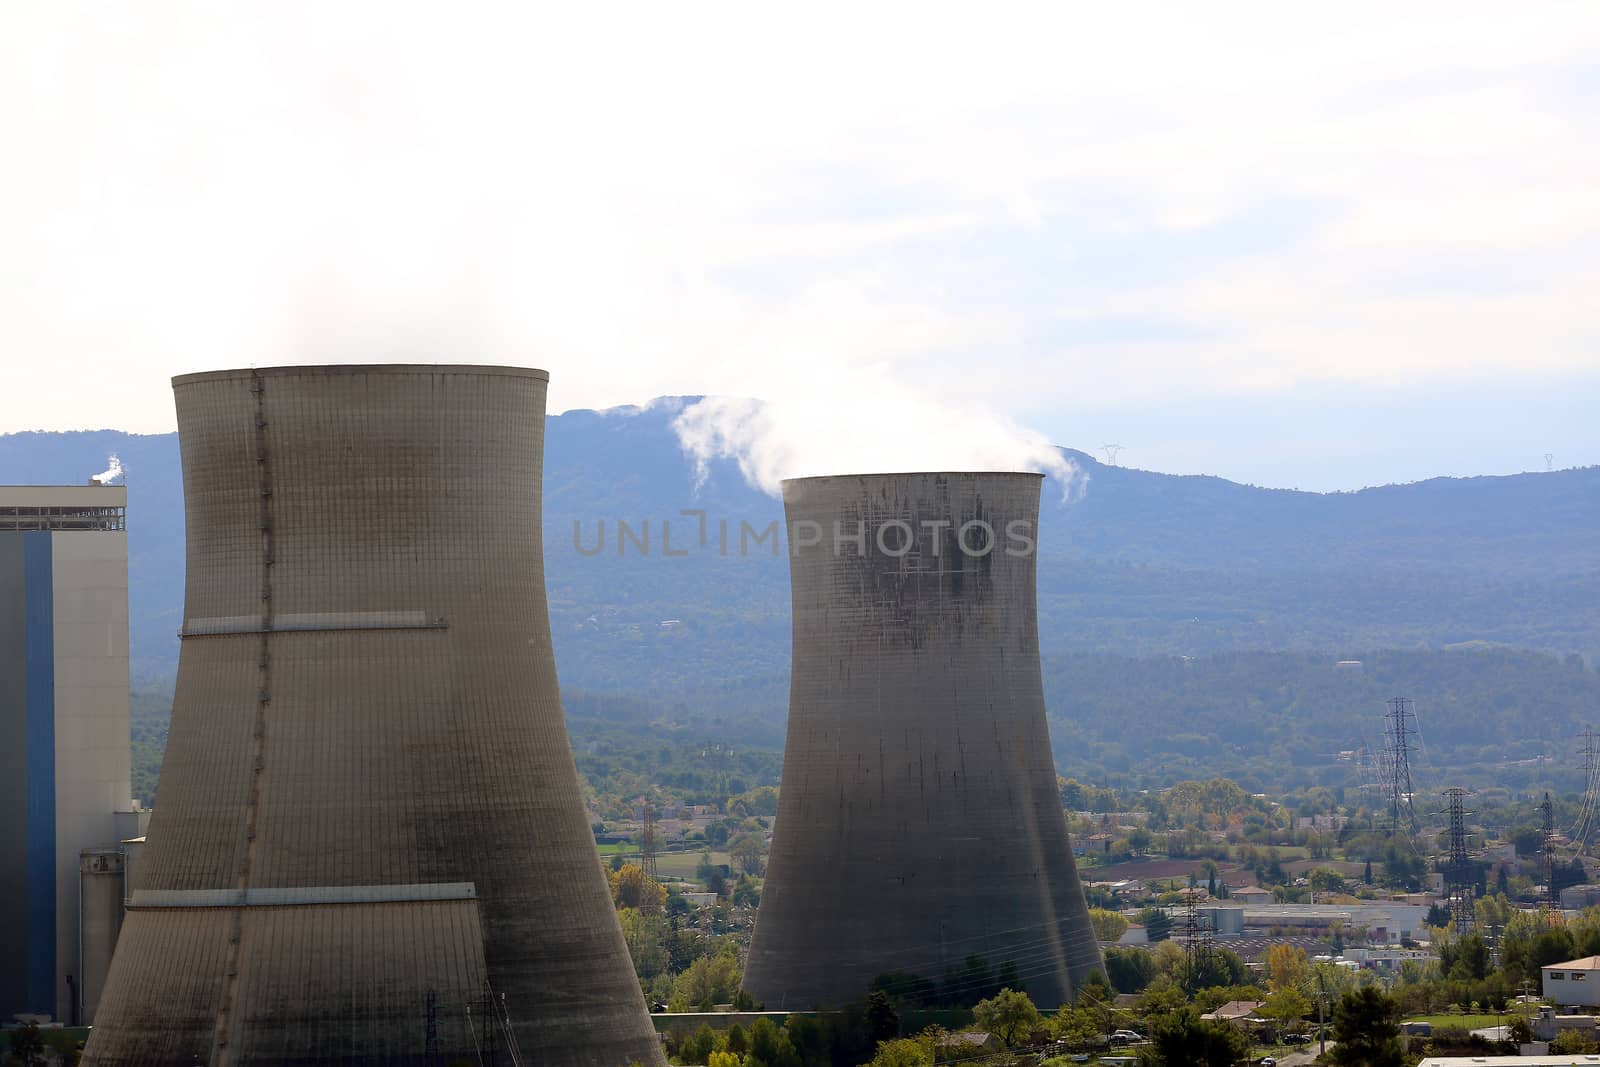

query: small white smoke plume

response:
[671,368,1081,499]
[91,454,124,484]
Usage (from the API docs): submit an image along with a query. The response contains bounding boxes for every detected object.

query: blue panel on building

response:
[22,531,55,1015]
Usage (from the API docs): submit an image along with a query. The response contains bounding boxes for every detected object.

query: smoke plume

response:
[92,454,124,484]
[671,369,1080,498]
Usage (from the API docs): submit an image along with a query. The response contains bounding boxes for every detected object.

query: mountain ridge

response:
[3,403,1598,692]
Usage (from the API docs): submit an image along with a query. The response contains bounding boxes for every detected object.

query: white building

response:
[1543,956,1600,1008]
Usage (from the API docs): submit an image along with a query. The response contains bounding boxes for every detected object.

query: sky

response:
[2,3,1597,491]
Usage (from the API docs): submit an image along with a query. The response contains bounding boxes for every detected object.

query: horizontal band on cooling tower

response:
[171,364,549,385]
[180,611,448,637]
[128,882,478,909]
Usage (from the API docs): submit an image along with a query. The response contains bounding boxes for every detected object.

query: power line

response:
[1572,727,1599,850]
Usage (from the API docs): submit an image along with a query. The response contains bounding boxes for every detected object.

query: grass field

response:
[654,850,732,880]
[593,846,734,882]
[1401,1013,1512,1030]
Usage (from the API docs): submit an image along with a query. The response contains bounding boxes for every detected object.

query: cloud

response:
[0,1,1596,448]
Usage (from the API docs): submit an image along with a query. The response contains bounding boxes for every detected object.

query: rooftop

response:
[0,484,127,531]
[1545,955,1600,971]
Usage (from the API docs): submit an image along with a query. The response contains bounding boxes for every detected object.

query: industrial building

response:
[1544,956,1600,1009]
[1,483,145,1026]
[84,366,662,1066]
[744,472,1103,1010]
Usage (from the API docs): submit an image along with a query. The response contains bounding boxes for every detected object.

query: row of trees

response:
[850,982,1408,1067]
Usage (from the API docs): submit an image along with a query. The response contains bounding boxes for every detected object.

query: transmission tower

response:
[1541,791,1559,911]
[1435,788,1475,935]
[1384,697,1419,837]
[1100,444,1124,466]
[1181,891,1213,994]
[639,796,659,883]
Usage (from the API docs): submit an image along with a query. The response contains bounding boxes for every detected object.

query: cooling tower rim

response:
[172,364,549,386]
[781,470,1046,488]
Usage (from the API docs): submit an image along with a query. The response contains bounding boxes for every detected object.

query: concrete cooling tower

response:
[743,472,1102,1010]
[85,366,662,1067]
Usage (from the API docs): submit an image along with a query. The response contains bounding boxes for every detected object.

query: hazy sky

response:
[2,3,1597,490]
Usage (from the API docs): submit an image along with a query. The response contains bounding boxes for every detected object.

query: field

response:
[1401,1013,1513,1031]
[593,846,734,881]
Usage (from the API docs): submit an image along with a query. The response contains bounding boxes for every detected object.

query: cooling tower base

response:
[85,896,490,1066]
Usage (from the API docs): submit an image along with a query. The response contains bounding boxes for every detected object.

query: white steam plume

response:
[672,369,1081,498]
[92,454,124,484]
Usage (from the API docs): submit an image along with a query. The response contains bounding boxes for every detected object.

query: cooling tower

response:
[743,472,1102,1010]
[85,366,662,1067]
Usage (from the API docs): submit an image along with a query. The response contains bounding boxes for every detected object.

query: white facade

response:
[51,528,135,1023]
[1543,956,1600,1008]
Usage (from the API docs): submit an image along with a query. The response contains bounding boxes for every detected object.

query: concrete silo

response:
[85,366,662,1067]
[743,472,1102,1010]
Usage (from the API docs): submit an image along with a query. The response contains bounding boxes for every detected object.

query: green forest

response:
[130,645,1600,808]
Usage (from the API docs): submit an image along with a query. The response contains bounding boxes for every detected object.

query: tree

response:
[1308,868,1347,895]
[670,947,743,1010]
[730,831,765,875]
[610,864,665,909]
[1258,987,1311,1036]
[1363,858,1374,884]
[1183,947,1249,992]
[617,907,669,979]
[1330,987,1404,1067]
[1077,969,1114,1004]
[1141,1006,1251,1067]
[1052,1002,1105,1050]
[1136,976,1188,1017]
[862,1037,932,1067]
[748,1016,802,1067]
[1551,1029,1600,1053]
[864,990,900,1044]
[1444,933,1490,981]
[972,988,1042,1046]
[1267,944,1310,992]
[1105,947,1158,993]
[1139,907,1174,942]
[1089,907,1130,942]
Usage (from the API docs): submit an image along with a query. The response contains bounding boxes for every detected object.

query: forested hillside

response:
[126,646,1600,806]
[4,407,1596,688]
[10,404,1600,807]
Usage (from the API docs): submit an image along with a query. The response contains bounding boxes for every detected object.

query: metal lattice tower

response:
[1385,697,1419,836]
[1437,788,1475,935]
[1181,892,1214,995]
[639,798,659,884]
[1541,792,1559,911]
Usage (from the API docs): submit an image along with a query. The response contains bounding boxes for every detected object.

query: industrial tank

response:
[85,365,662,1066]
[743,472,1102,1009]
